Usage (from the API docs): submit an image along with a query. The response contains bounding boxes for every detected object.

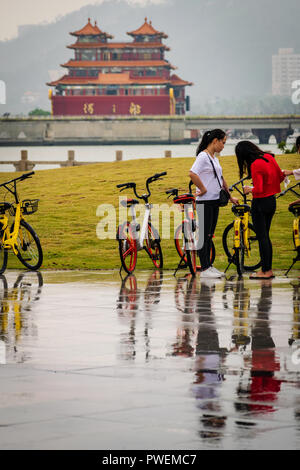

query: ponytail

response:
[196,129,226,156]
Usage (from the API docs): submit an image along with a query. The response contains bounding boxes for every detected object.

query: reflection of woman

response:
[235,141,285,279]
[250,281,282,414]
[192,281,227,439]
[234,281,282,418]
[171,275,197,357]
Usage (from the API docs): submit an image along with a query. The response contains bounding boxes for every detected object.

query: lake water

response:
[0,137,286,172]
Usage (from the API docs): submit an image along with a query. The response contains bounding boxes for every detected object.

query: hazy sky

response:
[1,0,164,41]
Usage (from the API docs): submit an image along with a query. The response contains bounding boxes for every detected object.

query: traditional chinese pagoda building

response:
[47,18,192,116]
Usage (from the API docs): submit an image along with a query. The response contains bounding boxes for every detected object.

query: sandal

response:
[249,273,275,280]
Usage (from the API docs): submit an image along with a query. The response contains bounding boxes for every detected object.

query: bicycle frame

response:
[0,172,35,255]
[128,201,152,251]
[233,210,250,254]
[229,176,252,255]
[1,203,22,255]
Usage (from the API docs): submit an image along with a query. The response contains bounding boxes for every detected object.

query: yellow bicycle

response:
[277,181,300,275]
[0,172,43,274]
[223,176,261,276]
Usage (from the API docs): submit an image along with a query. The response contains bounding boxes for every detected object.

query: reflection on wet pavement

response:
[0,270,299,450]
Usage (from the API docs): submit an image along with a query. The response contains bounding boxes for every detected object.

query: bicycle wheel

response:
[223,222,261,272]
[15,220,43,270]
[118,222,137,274]
[175,224,215,272]
[145,223,163,269]
[0,239,8,275]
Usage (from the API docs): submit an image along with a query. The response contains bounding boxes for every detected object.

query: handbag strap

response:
[206,153,223,189]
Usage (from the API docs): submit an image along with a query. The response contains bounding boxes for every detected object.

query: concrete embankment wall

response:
[0,117,187,145]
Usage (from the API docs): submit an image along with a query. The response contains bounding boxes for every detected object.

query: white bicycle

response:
[116,172,166,274]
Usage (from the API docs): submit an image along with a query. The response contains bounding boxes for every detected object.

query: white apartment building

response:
[272,48,300,96]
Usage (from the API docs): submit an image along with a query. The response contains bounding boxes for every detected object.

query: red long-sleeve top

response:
[251,153,285,198]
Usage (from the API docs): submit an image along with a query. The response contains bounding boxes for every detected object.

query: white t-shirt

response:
[190,151,223,201]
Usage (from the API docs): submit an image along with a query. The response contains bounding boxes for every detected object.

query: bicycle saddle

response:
[173,193,194,204]
[232,204,251,215]
[289,202,300,215]
[120,198,140,208]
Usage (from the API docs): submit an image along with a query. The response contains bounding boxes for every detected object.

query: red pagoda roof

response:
[170,74,193,86]
[62,60,176,69]
[67,42,170,51]
[47,72,186,87]
[70,18,113,39]
[127,18,168,39]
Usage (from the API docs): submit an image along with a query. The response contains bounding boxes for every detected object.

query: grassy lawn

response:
[0,152,299,273]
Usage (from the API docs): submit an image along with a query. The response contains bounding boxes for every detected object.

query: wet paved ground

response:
[0,269,299,450]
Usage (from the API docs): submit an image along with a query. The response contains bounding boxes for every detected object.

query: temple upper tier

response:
[47,18,193,116]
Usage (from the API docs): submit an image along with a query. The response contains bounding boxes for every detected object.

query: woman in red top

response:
[235,141,285,279]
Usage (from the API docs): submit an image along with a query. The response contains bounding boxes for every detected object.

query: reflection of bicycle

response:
[223,279,251,351]
[166,182,215,276]
[116,274,139,316]
[116,172,166,274]
[0,271,43,362]
[277,182,300,275]
[13,270,44,302]
[0,172,43,274]
[289,282,300,346]
[116,271,163,362]
[223,176,261,276]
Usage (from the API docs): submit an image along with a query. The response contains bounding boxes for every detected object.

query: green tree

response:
[28,108,51,116]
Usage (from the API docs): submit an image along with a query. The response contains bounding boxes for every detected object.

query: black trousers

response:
[197,201,219,270]
[251,195,276,272]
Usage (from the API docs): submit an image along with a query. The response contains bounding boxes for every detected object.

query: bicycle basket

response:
[21,199,39,215]
[0,202,12,215]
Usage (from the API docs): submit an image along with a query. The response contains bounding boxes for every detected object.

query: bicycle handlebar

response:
[229,175,251,192]
[0,171,35,189]
[277,181,300,199]
[117,172,167,200]
[0,172,35,203]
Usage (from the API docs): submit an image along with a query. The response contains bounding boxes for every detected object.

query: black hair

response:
[235,140,272,178]
[196,129,226,156]
[296,136,300,152]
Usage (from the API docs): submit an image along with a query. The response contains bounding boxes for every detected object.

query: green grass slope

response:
[1,153,299,272]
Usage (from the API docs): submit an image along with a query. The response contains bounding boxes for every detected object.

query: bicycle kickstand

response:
[174,252,188,277]
[285,256,300,276]
[224,258,234,274]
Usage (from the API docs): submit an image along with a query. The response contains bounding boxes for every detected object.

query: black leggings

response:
[251,195,276,272]
[197,202,219,270]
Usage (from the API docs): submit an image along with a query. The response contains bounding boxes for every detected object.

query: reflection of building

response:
[272,48,300,96]
[48,18,192,116]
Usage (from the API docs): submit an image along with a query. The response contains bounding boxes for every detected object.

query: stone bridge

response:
[0,115,299,145]
[184,115,300,144]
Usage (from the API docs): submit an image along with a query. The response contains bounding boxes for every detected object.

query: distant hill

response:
[0,0,299,115]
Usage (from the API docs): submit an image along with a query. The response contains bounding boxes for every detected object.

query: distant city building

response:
[47,18,193,116]
[272,48,300,96]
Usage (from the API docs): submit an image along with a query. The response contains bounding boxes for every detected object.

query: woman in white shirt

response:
[189,129,238,278]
